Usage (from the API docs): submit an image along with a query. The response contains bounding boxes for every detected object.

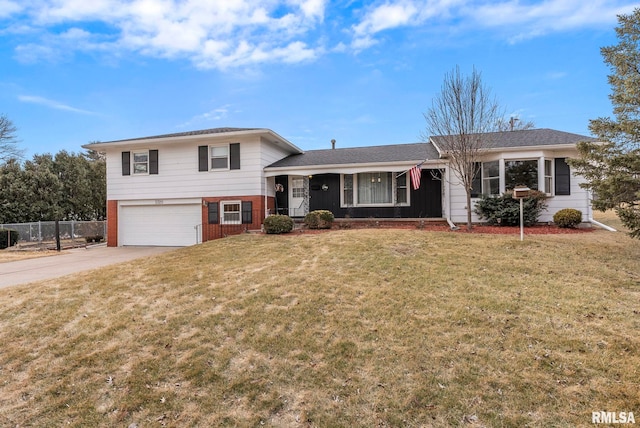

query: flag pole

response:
[396,159,427,178]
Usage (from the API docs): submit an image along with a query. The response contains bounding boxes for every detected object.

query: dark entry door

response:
[309,174,340,213]
[411,169,443,217]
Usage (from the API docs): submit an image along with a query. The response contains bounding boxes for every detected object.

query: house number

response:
[155,200,164,205]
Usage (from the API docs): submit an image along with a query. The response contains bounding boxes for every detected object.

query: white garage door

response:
[120,204,201,246]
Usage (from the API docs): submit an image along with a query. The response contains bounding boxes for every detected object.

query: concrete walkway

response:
[0,245,179,289]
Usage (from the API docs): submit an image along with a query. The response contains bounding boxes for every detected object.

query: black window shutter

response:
[230,143,240,170]
[198,146,208,172]
[471,162,482,197]
[555,158,571,195]
[122,151,130,176]
[242,201,252,224]
[208,202,219,224]
[149,150,159,175]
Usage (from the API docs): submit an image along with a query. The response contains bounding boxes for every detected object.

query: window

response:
[505,160,538,190]
[396,172,408,204]
[221,201,241,224]
[341,172,407,206]
[343,174,354,205]
[470,162,482,197]
[544,159,552,194]
[210,146,228,170]
[554,158,571,195]
[198,143,240,172]
[358,172,393,204]
[482,161,500,195]
[132,151,149,174]
[292,178,305,198]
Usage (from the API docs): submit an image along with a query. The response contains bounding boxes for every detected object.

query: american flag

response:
[410,164,422,190]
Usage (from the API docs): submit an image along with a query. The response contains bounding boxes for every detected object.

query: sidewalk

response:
[0,245,179,288]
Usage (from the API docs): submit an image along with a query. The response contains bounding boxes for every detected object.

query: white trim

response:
[220,200,242,225]
[132,149,150,175]
[85,128,303,154]
[209,144,230,171]
[339,172,410,208]
[119,198,201,206]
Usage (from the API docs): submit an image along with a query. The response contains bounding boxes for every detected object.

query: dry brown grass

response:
[0,249,58,263]
[0,229,638,427]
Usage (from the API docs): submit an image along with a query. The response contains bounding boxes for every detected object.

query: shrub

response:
[0,229,19,250]
[475,190,549,226]
[264,215,294,234]
[553,208,583,228]
[304,210,335,229]
[85,235,104,243]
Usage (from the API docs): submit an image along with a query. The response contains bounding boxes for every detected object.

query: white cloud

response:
[350,0,638,48]
[8,0,329,69]
[0,0,22,18]
[178,105,232,128]
[3,0,639,68]
[18,95,98,115]
[471,0,638,42]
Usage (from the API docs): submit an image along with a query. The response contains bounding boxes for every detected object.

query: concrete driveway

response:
[0,245,179,289]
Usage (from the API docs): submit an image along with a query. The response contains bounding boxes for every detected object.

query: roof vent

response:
[331,139,336,150]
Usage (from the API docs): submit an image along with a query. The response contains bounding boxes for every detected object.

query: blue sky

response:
[1,0,639,158]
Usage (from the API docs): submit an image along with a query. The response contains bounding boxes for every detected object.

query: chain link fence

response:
[0,221,107,249]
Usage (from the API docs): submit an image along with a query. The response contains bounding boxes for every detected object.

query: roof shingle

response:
[267,142,440,168]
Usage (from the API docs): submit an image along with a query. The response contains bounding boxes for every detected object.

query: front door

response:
[289,176,308,217]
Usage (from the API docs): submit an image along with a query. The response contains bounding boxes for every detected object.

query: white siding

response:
[106,134,294,200]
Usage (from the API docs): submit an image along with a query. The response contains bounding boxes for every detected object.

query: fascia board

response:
[264,160,448,177]
[84,129,303,154]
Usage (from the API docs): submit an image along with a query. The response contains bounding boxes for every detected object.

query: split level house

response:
[84,127,596,247]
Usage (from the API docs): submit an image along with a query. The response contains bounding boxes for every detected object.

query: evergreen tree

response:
[570,9,640,238]
[0,159,31,223]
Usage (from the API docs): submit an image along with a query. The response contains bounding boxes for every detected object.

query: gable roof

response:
[430,128,595,150]
[266,142,440,169]
[83,127,303,154]
[267,128,594,170]
[102,127,259,143]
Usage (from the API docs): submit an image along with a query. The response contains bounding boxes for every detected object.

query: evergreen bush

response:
[553,208,583,228]
[475,190,548,226]
[304,210,335,229]
[0,229,19,249]
[263,215,294,234]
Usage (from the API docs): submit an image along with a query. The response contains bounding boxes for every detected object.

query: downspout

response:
[264,177,269,232]
[586,190,617,232]
[444,164,458,230]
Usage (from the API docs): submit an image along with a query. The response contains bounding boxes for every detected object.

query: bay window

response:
[480,157,568,196]
[505,160,538,190]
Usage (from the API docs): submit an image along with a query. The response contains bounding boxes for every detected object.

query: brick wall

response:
[201,195,274,242]
[106,200,118,247]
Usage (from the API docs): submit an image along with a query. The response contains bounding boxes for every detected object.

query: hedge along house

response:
[265,128,597,225]
[85,127,596,247]
[84,128,302,247]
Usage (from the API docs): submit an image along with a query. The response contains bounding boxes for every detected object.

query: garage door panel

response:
[120,204,201,246]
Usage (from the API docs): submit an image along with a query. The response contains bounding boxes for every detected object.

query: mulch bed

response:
[291,222,594,235]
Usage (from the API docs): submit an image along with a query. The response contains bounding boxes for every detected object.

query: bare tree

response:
[0,114,24,163]
[496,116,536,132]
[422,66,502,230]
